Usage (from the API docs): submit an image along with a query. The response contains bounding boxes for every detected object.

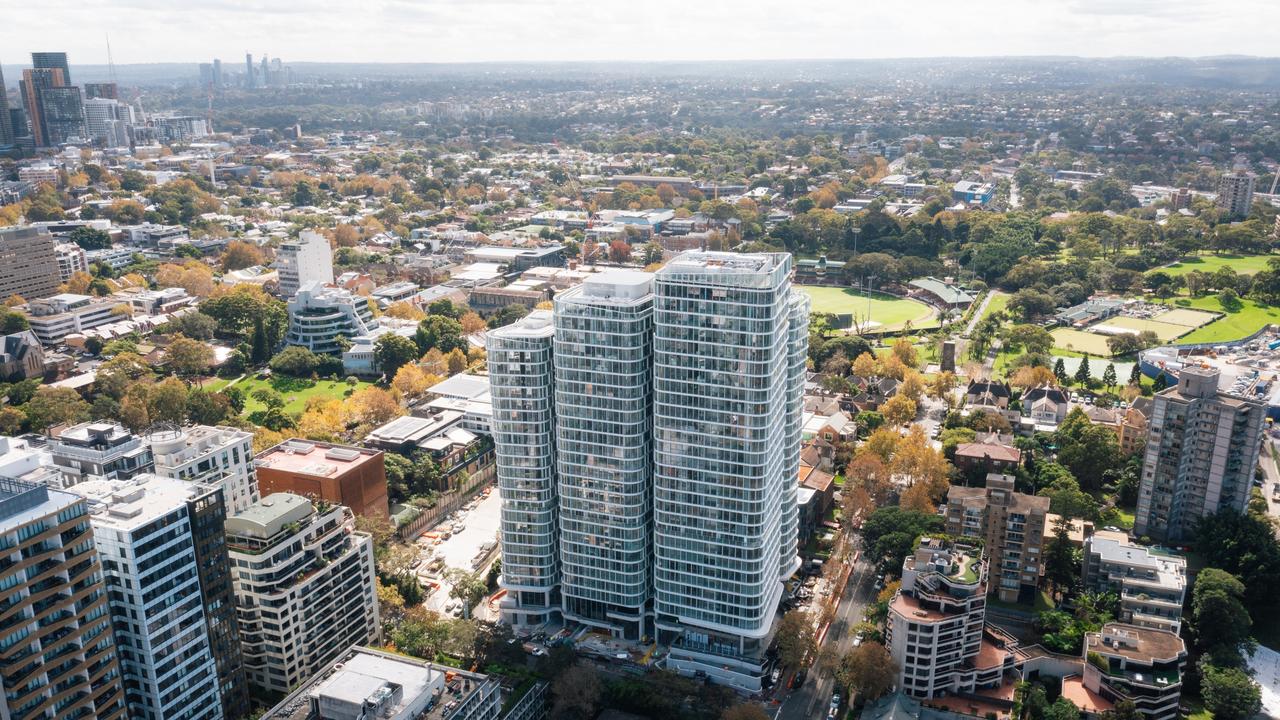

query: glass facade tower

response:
[553,272,654,641]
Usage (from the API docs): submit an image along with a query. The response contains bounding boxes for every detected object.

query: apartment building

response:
[47,421,154,485]
[259,647,503,720]
[226,493,380,694]
[0,226,60,301]
[53,242,86,281]
[944,473,1049,603]
[652,252,808,691]
[1082,624,1187,720]
[75,475,225,720]
[553,271,654,641]
[1083,535,1187,634]
[487,310,560,628]
[1135,366,1267,542]
[0,478,126,720]
[886,538,1016,699]
[1216,167,1256,219]
[275,230,334,297]
[285,282,377,354]
[23,293,117,345]
[255,439,389,519]
[150,425,259,514]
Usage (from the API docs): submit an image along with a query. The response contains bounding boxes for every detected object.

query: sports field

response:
[1153,308,1220,327]
[1161,254,1275,277]
[798,286,936,332]
[1176,296,1280,344]
[1094,316,1189,342]
[1050,328,1115,356]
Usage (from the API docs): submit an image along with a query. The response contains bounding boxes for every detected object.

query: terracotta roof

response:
[955,443,1022,464]
[1062,676,1113,714]
[803,469,835,493]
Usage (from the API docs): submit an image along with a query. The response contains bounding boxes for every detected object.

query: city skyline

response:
[3,0,1280,66]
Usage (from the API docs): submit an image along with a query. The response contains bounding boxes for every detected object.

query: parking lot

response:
[414,486,502,616]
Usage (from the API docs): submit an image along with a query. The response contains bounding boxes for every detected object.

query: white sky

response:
[1,0,1278,66]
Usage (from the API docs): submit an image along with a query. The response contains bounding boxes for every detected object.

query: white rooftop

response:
[74,474,206,532]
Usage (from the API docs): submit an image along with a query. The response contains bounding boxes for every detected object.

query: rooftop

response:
[427,373,490,400]
[225,492,314,540]
[487,309,554,340]
[256,440,381,477]
[73,474,209,532]
[1086,623,1187,665]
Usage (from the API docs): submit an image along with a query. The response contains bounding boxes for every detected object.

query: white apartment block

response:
[554,271,654,641]
[886,538,1010,699]
[75,474,224,720]
[54,242,87,281]
[1083,534,1187,634]
[275,230,334,297]
[286,282,377,354]
[23,293,117,345]
[652,252,807,692]
[225,493,380,695]
[149,425,260,514]
[487,310,560,628]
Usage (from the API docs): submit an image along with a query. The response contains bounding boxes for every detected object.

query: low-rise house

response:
[1023,385,1070,427]
[966,379,1011,410]
[954,441,1022,474]
[1118,398,1152,456]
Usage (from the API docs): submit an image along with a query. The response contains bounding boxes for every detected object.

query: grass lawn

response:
[982,291,1009,321]
[1171,295,1280,344]
[1095,316,1190,341]
[1051,327,1116,356]
[1160,253,1275,277]
[798,285,936,332]
[206,375,375,416]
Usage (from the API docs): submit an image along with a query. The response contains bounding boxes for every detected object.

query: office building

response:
[244,53,256,89]
[226,493,380,694]
[0,226,61,302]
[487,310,560,628]
[886,538,1015,699]
[83,98,129,148]
[0,478,126,720]
[47,422,154,485]
[1216,167,1256,219]
[1084,535,1187,633]
[255,439,389,519]
[0,435,60,487]
[553,271,654,640]
[30,53,70,84]
[83,83,118,100]
[652,252,807,691]
[19,69,60,148]
[35,87,84,146]
[285,283,376,354]
[259,647,504,720]
[1082,624,1186,720]
[149,425,260,514]
[75,475,225,720]
[22,293,118,345]
[944,473,1049,603]
[0,64,13,146]
[275,231,334,297]
[1135,366,1266,542]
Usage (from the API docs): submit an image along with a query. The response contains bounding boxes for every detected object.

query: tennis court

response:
[1094,316,1189,341]
[1153,308,1219,328]
[1051,328,1114,356]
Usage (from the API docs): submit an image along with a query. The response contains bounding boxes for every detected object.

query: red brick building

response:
[255,440,389,520]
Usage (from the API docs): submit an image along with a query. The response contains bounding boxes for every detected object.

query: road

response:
[962,291,996,339]
[1258,439,1280,538]
[776,555,877,720]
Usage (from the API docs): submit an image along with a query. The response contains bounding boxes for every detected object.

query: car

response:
[852,636,863,647]
[791,669,807,688]
[770,667,782,686]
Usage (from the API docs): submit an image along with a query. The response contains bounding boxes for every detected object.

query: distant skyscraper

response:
[0,478,127,719]
[84,82,118,100]
[0,65,12,147]
[31,51,70,84]
[36,86,85,145]
[20,68,63,147]
[212,58,223,87]
[1216,166,1256,218]
[1135,366,1267,542]
[244,53,255,89]
[200,63,214,88]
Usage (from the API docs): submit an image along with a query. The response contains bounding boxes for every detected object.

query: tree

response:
[270,346,321,376]
[69,226,111,250]
[97,352,154,399]
[374,334,419,377]
[414,315,466,355]
[1128,363,1142,385]
[383,301,426,321]
[851,352,879,378]
[1196,508,1280,615]
[348,386,403,426]
[487,304,529,330]
[22,387,90,429]
[775,610,817,669]
[1074,353,1092,384]
[186,390,230,425]
[608,239,632,262]
[166,311,218,340]
[1011,365,1057,390]
[550,662,603,720]
[1053,358,1068,384]
[862,506,945,573]
[1055,408,1121,492]
[1043,698,1082,720]
[1191,568,1254,666]
[836,641,897,702]
[219,240,265,271]
[459,311,487,334]
[1044,515,1079,595]
[166,335,214,380]
[202,285,287,346]
[1201,665,1262,720]
[881,394,917,426]
[392,364,432,400]
[0,406,25,434]
[1102,363,1117,387]
[148,378,190,425]
[251,387,286,410]
[445,347,468,375]
[445,568,488,619]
